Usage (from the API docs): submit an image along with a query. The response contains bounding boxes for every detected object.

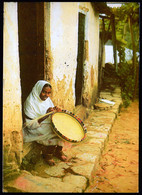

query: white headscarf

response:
[24,80,54,120]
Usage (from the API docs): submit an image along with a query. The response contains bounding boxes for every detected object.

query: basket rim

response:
[51,109,87,143]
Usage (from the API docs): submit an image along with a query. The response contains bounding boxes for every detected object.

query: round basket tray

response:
[51,109,87,143]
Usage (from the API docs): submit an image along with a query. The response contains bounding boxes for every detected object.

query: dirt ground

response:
[85,100,139,193]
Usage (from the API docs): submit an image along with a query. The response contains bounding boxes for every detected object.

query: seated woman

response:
[23,80,67,166]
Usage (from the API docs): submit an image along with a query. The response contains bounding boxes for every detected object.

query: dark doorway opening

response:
[75,12,85,106]
[18,2,44,114]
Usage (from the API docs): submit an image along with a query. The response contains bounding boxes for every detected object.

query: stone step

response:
[4,87,122,192]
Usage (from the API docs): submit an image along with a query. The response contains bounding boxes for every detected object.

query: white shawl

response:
[23,80,64,146]
[24,80,54,122]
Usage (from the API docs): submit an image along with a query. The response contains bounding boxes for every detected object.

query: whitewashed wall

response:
[49,2,99,110]
[3,2,23,170]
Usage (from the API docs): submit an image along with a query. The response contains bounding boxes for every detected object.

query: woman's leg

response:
[54,145,67,161]
[41,145,56,166]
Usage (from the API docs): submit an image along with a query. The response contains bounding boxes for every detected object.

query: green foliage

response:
[112,3,139,106]
[100,3,139,105]
[117,45,126,63]
[114,2,139,52]
[117,62,135,107]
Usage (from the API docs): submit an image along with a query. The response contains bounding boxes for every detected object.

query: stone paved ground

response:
[3,87,122,192]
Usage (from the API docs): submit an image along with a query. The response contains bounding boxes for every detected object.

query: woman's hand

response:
[38,106,61,124]
[53,106,62,112]
[39,107,54,123]
[46,106,62,114]
[46,107,54,113]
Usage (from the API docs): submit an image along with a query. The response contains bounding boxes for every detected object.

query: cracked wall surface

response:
[47,2,99,110]
[3,2,100,173]
[3,3,23,172]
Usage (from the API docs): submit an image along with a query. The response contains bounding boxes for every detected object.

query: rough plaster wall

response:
[79,2,99,106]
[48,2,99,110]
[50,2,78,111]
[51,77,74,111]
[44,2,53,82]
[3,3,23,169]
[88,5,99,104]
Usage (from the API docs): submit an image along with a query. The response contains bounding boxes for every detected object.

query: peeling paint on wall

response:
[49,2,99,109]
[3,3,23,170]
[45,47,53,81]
[51,76,75,111]
[3,2,100,172]
[91,65,95,87]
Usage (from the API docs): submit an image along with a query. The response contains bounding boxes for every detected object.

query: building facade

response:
[3,2,100,174]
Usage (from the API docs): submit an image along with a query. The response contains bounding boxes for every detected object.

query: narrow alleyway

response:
[85,100,139,193]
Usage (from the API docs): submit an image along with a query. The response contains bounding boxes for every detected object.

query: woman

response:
[23,80,67,166]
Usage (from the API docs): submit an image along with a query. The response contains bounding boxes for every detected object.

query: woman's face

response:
[40,86,51,101]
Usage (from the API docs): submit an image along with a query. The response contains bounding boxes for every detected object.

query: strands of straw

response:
[23,111,55,129]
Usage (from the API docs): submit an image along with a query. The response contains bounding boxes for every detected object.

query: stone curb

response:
[4,87,122,193]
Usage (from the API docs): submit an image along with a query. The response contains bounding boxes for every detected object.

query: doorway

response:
[18,2,44,109]
[75,12,86,106]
